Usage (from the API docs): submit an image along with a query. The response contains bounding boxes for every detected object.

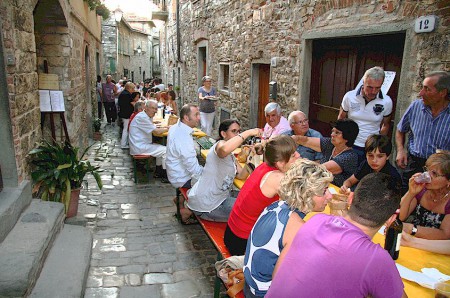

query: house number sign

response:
[414,15,437,33]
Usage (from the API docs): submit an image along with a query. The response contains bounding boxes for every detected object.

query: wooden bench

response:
[132,155,153,183]
[176,188,244,298]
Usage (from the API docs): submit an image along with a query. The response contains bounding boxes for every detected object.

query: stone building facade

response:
[102,15,154,83]
[0,0,102,189]
[159,0,449,132]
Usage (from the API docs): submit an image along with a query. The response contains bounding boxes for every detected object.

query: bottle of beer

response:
[384,209,403,260]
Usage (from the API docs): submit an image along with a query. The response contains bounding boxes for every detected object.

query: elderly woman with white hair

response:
[262,102,291,139]
[243,159,333,298]
[198,75,217,136]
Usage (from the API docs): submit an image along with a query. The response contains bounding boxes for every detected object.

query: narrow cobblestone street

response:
[77,123,221,298]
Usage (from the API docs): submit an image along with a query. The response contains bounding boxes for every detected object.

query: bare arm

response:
[399,174,424,221]
[340,175,358,193]
[215,128,261,158]
[380,115,391,135]
[395,130,407,169]
[321,160,343,175]
[401,232,450,254]
[292,135,321,152]
[152,127,169,135]
[403,215,450,240]
[337,107,347,120]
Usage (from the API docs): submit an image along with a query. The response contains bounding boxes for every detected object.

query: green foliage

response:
[93,118,102,132]
[83,0,110,20]
[29,140,103,213]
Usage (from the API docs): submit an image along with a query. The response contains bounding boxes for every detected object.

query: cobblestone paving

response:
[78,124,224,298]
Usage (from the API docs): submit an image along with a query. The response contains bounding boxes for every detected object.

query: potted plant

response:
[93,118,102,141]
[29,140,103,218]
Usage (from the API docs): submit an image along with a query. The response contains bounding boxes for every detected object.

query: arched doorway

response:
[33,0,70,142]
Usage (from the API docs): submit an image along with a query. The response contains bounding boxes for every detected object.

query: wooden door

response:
[257,64,270,128]
[309,33,405,136]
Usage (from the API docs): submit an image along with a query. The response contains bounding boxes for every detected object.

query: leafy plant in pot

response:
[29,140,103,218]
[93,118,102,141]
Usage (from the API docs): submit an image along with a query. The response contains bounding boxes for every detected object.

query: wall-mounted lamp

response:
[137,45,142,55]
[114,7,123,23]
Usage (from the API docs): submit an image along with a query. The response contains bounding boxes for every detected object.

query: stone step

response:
[0,199,65,297]
[0,181,32,243]
[30,224,92,298]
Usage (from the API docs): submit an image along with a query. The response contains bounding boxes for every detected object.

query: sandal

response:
[182,215,198,225]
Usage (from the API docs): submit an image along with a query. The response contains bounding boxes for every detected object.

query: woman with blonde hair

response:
[243,159,333,297]
[400,151,450,240]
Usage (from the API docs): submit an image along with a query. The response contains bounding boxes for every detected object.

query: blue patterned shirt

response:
[282,128,324,161]
[397,99,450,158]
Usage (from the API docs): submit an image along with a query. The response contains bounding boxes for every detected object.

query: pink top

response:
[263,116,290,139]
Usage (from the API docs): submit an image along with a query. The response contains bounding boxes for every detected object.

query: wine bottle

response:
[384,209,403,260]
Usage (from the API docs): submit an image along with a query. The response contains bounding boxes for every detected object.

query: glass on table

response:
[435,281,450,298]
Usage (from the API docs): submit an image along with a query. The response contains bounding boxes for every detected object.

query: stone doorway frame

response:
[250,61,271,128]
[297,22,413,123]
[196,40,208,88]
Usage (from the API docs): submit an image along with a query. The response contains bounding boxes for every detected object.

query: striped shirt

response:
[397,99,450,159]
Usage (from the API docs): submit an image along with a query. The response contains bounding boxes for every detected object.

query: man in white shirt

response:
[166,104,203,223]
[262,102,291,139]
[338,66,393,163]
[129,99,170,183]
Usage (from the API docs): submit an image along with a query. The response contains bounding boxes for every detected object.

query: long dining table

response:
[200,148,450,297]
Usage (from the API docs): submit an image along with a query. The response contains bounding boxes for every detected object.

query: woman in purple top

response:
[400,151,450,240]
[198,75,217,136]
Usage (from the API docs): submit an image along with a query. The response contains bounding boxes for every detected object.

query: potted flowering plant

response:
[29,140,103,217]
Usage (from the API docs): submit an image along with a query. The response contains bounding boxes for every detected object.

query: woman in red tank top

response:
[224,135,300,255]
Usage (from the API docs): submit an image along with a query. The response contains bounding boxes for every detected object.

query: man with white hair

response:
[283,111,323,162]
[338,66,393,163]
[262,102,291,139]
[129,99,170,183]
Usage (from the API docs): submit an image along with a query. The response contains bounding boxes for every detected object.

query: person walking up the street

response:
[198,75,217,136]
[102,75,118,126]
[96,75,103,120]
[118,82,136,149]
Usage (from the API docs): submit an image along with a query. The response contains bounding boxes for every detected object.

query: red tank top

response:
[227,162,280,239]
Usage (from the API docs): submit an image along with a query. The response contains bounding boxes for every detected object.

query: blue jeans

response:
[193,194,237,222]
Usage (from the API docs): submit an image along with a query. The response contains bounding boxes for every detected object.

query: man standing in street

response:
[118,82,135,149]
[396,71,449,189]
[102,75,118,126]
[262,102,291,139]
[267,173,406,298]
[166,104,203,223]
[129,99,169,183]
[283,110,323,162]
[338,66,393,163]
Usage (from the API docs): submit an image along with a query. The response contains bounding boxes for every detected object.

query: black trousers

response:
[224,224,248,256]
[401,154,427,194]
[103,102,117,124]
[97,101,103,119]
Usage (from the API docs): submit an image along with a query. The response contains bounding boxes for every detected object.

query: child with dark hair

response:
[340,134,401,192]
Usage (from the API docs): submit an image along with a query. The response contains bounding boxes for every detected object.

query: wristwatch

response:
[411,224,418,236]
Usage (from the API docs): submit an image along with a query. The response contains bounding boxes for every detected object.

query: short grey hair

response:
[144,99,158,108]
[202,75,212,82]
[264,102,281,115]
[363,66,385,83]
[426,71,450,94]
[134,101,144,112]
[287,111,306,124]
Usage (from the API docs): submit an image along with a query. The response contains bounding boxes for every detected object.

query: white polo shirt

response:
[341,86,392,147]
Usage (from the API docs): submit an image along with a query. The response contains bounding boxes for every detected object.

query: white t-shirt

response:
[341,86,392,147]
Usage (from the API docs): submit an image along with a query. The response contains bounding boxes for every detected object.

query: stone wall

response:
[159,0,449,129]
[0,0,102,183]
[102,17,151,83]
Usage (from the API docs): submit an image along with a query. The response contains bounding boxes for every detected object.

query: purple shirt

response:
[266,214,404,298]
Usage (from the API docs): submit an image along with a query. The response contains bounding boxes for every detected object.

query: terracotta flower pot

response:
[93,131,102,141]
[66,188,81,218]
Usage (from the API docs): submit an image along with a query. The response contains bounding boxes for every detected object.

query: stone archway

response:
[33,0,70,141]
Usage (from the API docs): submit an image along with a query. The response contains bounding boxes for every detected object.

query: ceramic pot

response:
[66,188,81,218]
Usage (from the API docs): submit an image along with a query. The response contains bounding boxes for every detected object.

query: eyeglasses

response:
[229,129,241,134]
[292,119,309,125]
[423,166,446,179]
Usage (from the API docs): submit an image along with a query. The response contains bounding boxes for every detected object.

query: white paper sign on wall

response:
[414,15,437,33]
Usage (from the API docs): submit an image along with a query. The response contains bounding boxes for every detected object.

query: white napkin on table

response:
[396,264,450,289]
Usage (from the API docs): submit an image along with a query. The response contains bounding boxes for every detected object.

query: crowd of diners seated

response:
[123,69,449,296]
